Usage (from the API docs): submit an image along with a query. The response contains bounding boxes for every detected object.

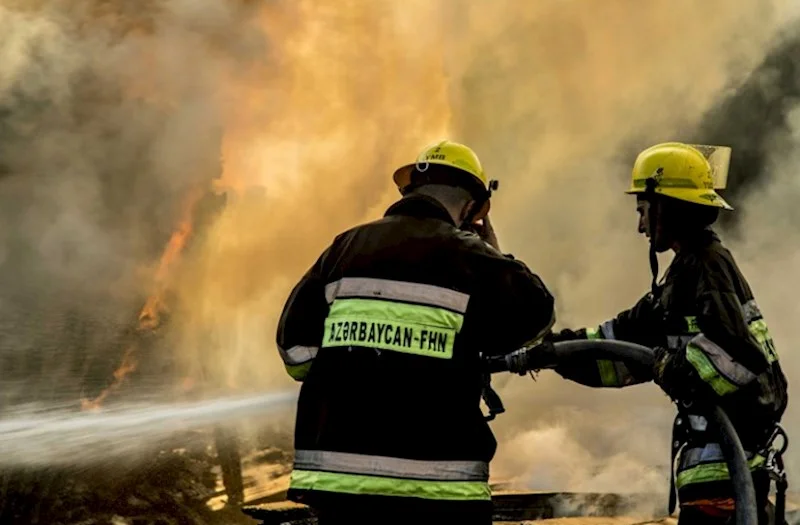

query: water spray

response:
[0,390,297,468]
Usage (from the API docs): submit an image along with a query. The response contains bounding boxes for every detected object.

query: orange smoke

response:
[81,186,206,411]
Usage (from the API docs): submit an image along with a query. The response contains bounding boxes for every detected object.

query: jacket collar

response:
[678,227,720,252]
[672,228,721,262]
[384,193,457,226]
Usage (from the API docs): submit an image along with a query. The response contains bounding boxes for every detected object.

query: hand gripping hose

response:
[486,339,758,525]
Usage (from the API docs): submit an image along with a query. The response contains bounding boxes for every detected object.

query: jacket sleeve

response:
[657,257,769,398]
[551,293,659,388]
[275,245,333,382]
[476,253,556,356]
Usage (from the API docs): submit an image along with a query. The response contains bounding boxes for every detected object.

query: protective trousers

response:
[314,500,493,525]
[677,471,771,525]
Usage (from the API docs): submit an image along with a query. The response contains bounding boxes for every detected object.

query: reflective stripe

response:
[633,177,699,189]
[742,299,762,323]
[586,327,602,340]
[325,278,470,313]
[597,360,617,386]
[599,320,616,339]
[289,469,491,501]
[684,316,701,334]
[585,321,635,386]
[279,345,318,366]
[690,335,758,386]
[597,359,635,387]
[677,443,765,488]
[613,361,636,385]
[286,361,312,381]
[680,443,749,468]
[667,335,694,350]
[741,299,779,363]
[293,450,488,482]
[688,415,708,431]
[322,298,463,359]
[749,319,779,364]
[686,344,738,396]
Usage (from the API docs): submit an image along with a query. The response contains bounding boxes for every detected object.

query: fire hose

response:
[484,339,763,525]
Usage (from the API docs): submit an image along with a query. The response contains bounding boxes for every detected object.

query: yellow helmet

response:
[627,142,733,210]
[393,140,494,220]
[393,140,489,192]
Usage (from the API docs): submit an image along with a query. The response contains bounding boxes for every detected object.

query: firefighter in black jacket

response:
[548,142,788,524]
[276,140,556,525]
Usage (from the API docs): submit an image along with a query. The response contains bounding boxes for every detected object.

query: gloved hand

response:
[544,328,584,343]
[504,340,559,375]
[471,214,500,251]
[651,346,703,402]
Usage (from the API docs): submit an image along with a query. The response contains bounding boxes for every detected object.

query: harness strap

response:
[762,424,789,524]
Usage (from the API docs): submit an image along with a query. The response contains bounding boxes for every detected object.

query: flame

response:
[81,186,206,411]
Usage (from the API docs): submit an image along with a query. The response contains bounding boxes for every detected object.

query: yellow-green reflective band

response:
[749,319,778,364]
[586,327,602,340]
[322,298,463,359]
[684,316,700,334]
[597,360,618,386]
[289,469,491,501]
[286,361,312,381]
[686,344,738,396]
[676,455,766,489]
[632,177,699,189]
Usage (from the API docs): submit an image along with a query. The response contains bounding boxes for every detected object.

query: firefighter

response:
[275,140,556,525]
[547,142,788,524]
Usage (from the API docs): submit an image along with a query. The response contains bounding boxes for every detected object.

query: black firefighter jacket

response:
[275,193,556,511]
[551,228,788,504]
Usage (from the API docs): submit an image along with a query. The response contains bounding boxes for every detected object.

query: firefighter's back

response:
[283,194,556,523]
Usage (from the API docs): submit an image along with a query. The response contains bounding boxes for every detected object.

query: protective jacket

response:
[551,228,787,509]
[276,194,556,514]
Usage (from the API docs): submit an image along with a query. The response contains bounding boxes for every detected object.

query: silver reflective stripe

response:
[667,335,694,350]
[600,320,616,340]
[680,442,756,470]
[742,299,762,323]
[613,361,634,385]
[325,278,470,313]
[279,345,318,366]
[294,450,489,482]
[688,415,708,431]
[690,334,757,386]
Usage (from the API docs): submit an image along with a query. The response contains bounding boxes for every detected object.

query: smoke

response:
[2,0,800,508]
[171,0,454,390]
[0,0,268,405]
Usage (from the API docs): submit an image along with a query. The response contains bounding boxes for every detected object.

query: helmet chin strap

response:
[645,178,658,297]
[646,178,659,297]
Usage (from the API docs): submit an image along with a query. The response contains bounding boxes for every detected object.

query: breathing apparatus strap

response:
[645,178,659,296]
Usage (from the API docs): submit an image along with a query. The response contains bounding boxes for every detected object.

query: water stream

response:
[0,390,297,467]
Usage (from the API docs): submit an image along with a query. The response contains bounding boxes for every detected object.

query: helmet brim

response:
[625,187,734,211]
[392,164,415,190]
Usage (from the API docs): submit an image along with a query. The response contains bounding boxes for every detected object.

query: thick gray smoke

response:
[717,21,800,486]
[0,1,264,406]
